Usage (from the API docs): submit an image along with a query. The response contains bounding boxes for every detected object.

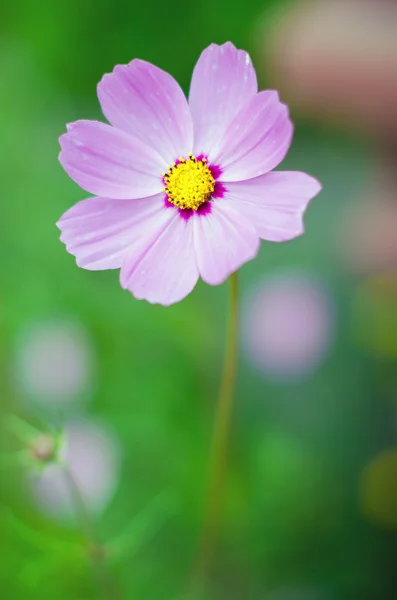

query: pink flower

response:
[243,272,335,381]
[31,420,121,519]
[14,318,94,407]
[58,42,321,306]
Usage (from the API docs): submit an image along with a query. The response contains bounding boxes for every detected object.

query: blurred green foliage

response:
[1,0,397,599]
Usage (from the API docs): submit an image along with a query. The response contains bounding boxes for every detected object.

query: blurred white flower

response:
[13,318,94,407]
[243,272,335,381]
[30,419,121,519]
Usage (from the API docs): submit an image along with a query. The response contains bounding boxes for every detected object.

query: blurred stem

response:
[63,465,121,600]
[190,272,239,589]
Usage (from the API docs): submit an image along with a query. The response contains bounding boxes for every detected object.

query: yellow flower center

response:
[163,155,215,210]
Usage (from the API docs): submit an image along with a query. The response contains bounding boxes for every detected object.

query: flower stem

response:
[191,272,239,589]
[63,465,121,600]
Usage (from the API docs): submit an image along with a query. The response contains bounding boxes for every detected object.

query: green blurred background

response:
[1,0,397,598]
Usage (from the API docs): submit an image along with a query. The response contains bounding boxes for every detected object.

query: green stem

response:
[63,465,121,600]
[191,272,239,589]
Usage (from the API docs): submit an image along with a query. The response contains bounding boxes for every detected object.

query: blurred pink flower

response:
[263,0,397,138]
[14,318,94,407]
[58,42,321,306]
[243,272,335,381]
[31,420,121,518]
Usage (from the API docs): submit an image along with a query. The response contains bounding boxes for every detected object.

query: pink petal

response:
[98,60,193,165]
[214,91,293,181]
[120,213,199,306]
[193,203,260,286]
[223,171,322,242]
[57,194,167,270]
[59,120,165,199]
[189,42,257,160]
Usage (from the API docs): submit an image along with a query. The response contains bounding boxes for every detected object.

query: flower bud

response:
[29,434,57,463]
